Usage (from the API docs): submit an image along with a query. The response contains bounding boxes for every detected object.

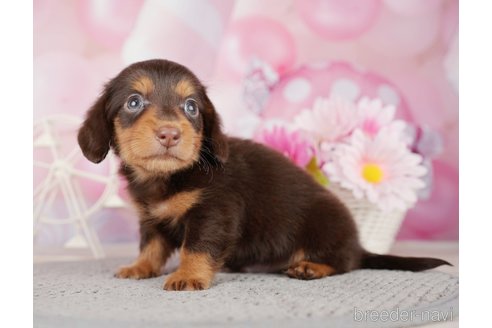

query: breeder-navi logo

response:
[353,307,454,323]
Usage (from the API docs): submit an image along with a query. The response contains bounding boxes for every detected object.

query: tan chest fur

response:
[147,189,202,225]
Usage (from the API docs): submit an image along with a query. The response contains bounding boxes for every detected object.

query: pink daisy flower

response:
[256,126,313,168]
[356,97,406,139]
[294,97,359,143]
[323,129,427,212]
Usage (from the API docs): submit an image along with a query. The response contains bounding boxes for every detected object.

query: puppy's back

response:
[217,137,357,267]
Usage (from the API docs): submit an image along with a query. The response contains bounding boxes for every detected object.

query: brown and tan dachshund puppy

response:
[78,59,449,291]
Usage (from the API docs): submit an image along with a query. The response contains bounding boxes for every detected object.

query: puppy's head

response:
[77,59,228,177]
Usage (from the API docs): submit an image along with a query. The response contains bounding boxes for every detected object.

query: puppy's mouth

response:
[143,148,186,162]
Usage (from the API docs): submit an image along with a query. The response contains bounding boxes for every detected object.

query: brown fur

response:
[78,59,451,291]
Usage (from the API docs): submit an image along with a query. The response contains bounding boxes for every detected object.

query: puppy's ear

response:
[77,88,113,163]
[203,94,229,163]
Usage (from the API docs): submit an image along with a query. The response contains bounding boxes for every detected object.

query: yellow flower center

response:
[362,163,384,184]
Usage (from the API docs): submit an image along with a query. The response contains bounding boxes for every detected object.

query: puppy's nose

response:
[156,126,181,147]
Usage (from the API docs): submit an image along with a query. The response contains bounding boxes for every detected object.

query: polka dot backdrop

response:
[34,0,458,245]
[261,61,412,122]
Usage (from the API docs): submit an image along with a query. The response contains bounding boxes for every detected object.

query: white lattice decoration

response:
[33,115,126,258]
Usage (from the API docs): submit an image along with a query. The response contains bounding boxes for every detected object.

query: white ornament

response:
[34,115,126,258]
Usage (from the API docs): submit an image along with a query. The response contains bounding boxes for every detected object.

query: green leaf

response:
[305,157,329,186]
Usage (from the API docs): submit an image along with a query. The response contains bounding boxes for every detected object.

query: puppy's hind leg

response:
[285,195,360,280]
[286,260,336,280]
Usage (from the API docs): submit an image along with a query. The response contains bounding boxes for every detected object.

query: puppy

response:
[78,59,450,291]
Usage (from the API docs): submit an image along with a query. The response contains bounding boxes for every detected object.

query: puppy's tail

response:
[359,250,451,272]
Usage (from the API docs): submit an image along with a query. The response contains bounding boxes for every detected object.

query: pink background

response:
[34,0,458,244]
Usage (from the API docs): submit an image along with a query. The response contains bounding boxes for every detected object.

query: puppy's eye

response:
[126,94,145,112]
[184,98,199,117]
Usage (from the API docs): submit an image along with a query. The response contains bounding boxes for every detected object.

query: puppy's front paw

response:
[163,271,211,291]
[114,261,158,280]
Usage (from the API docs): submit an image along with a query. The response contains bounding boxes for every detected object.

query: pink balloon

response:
[34,0,55,29]
[440,0,459,46]
[381,54,458,172]
[34,52,123,207]
[123,9,218,81]
[261,61,412,122]
[388,55,458,132]
[34,0,88,55]
[397,160,458,240]
[76,0,145,49]
[34,53,99,120]
[384,0,443,16]
[91,53,125,82]
[122,0,233,81]
[295,0,382,41]
[208,0,237,24]
[219,16,296,79]
[361,7,440,58]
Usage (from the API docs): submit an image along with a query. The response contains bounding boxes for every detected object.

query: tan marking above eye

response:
[149,189,202,224]
[132,76,154,95]
[175,79,195,98]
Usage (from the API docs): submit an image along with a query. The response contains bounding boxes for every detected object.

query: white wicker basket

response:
[328,183,406,254]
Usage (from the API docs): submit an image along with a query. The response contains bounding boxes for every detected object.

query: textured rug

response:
[34,258,458,328]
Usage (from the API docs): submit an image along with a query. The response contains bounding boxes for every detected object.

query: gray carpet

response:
[34,258,458,327]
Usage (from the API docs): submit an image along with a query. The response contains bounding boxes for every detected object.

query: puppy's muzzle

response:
[156,126,181,148]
